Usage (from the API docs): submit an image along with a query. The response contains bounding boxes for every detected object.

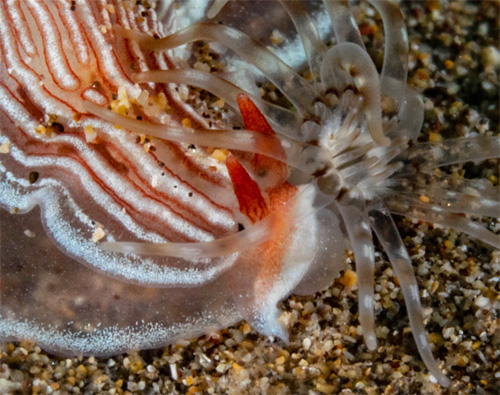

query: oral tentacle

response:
[356,162,404,193]
[334,144,374,170]
[0,0,497,386]
[341,156,379,180]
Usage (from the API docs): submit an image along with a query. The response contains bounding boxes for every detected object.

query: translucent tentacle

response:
[370,0,422,140]
[322,0,365,48]
[154,1,170,21]
[429,173,500,201]
[348,135,409,191]
[83,101,330,175]
[391,171,500,203]
[334,143,373,169]
[356,163,404,192]
[321,43,390,146]
[320,53,343,92]
[337,199,378,350]
[333,137,407,181]
[347,136,408,191]
[132,70,302,133]
[365,135,409,170]
[387,179,500,218]
[389,87,424,141]
[368,0,409,105]
[102,212,272,258]
[207,0,229,19]
[342,156,379,180]
[104,181,336,258]
[409,136,500,169]
[369,208,451,387]
[113,24,318,113]
[330,126,361,157]
[279,0,326,77]
[385,195,500,248]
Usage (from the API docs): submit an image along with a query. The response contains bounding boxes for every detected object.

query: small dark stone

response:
[51,122,64,133]
[28,171,39,184]
[91,81,102,90]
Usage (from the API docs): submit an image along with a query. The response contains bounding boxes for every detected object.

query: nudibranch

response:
[0,0,498,389]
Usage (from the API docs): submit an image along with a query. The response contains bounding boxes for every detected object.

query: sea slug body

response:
[0,0,498,390]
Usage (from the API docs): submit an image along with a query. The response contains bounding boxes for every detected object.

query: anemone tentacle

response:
[337,199,377,351]
[369,208,451,387]
[279,0,326,77]
[368,0,409,105]
[388,87,425,141]
[207,0,229,19]
[82,100,330,175]
[102,212,272,258]
[385,195,500,248]
[409,136,500,169]
[387,180,500,218]
[113,24,318,113]
[131,70,302,133]
[103,181,337,258]
[322,0,365,48]
[321,43,389,146]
